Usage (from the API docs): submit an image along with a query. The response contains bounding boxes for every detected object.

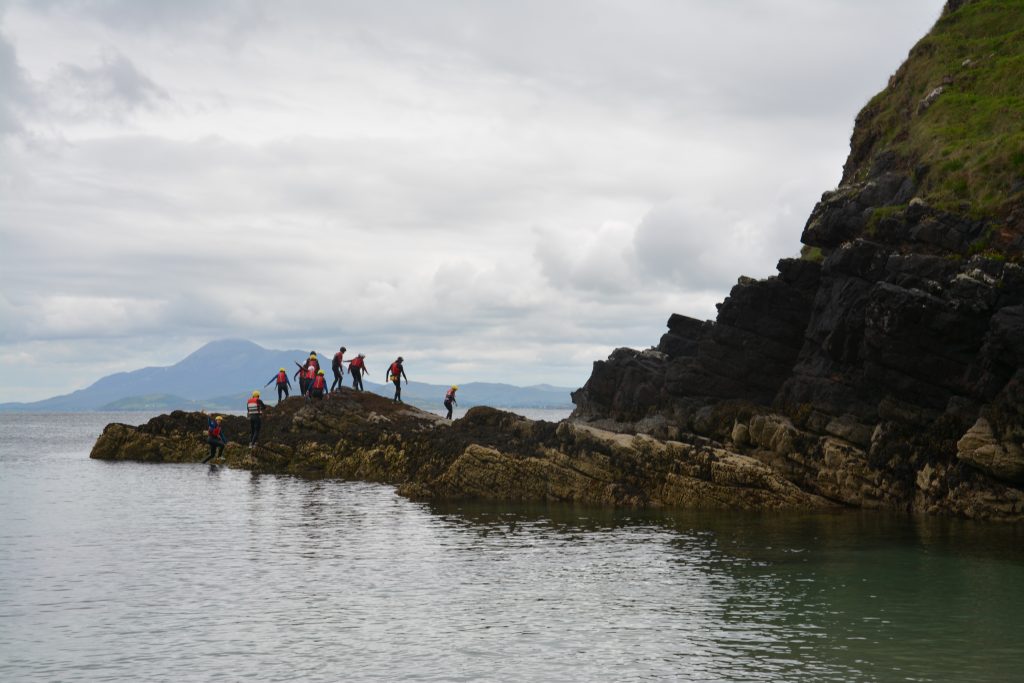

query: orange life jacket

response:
[247,397,262,416]
[389,361,402,378]
[445,388,456,400]
[312,375,326,390]
[276,370,287,384]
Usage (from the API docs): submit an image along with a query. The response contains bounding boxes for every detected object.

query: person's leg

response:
[445,399,453,419]
[253,417,262,444]
[331,369,341,392]
[277,385,285,403]
[209,441,217,460]
[393,379,401,401]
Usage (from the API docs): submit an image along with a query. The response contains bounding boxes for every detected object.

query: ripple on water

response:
[1,413,1023,682]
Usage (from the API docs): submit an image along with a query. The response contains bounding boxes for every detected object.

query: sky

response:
[0,0,946,402]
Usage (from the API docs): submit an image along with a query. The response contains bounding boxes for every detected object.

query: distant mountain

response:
[0,339,574,412]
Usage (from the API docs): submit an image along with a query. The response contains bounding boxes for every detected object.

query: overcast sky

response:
[0,0,945,402]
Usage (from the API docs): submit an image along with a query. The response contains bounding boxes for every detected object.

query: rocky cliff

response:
[571,0,1024,521]
[90,0,1023,522]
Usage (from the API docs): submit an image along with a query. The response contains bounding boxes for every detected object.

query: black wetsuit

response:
[309,375,327,399]
[331,353,345,392]
[388,361,407,402]
[349,360,366,391]
[267,372,291,404]
[444,392,456,419]
[206,419,226,461]
[247,397,266,445]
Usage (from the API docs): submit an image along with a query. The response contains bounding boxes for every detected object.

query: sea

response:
[1,411,1023,682]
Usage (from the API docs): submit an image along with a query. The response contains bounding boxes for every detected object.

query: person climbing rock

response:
[293,362,307,396]
[387,356,408,402]
[444,385,458,419]
[301,359,318,396]
[246,390,266,447]
[307,351,320,372]
[347,353,368,391]
[308,369,328,400]
[203,415,227,463]
[331,346,347,393]
[265,367,292,404]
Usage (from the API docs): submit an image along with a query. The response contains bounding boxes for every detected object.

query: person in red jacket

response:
[444,385,458,420]
[202,415,227,463]
[246,390,267,446]
[265,367,291,404]
[347,353,368,391]
[301,360,318,396]
[386,356,408,402]
[331,346,347,393]
[308,369,328,400]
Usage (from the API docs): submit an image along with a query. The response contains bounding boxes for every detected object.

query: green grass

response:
[845,0,1024,222]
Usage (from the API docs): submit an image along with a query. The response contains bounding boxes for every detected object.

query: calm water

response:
[1,413,1022,682]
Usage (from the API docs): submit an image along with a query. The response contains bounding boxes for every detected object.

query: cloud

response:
[0,30,32,135]
[0,0,949,401]
[48,51,168,120]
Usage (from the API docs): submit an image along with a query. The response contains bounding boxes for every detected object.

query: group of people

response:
[264,348,374,402]
[203,345,461,461]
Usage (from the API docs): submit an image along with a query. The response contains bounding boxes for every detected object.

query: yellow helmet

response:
[252,390,260,397]
[279,367,285,372]
[451,385,459,390]
[215,415,223,422]
[317,369,325,374]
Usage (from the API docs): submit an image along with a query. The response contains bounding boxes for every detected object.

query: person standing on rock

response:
[265,367,292,404]
[387,356,408,402]
[203,414,227,463]
[301,359,318,397]
[308,369,328,400]
[331,346,347,393]
[246,390,267,447]
[347,353,368,391]
[444,385,458,419]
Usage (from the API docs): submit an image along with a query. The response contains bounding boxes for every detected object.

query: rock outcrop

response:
[570,0,1024,522]
[90,392,833,512]
[90,0,1024,522]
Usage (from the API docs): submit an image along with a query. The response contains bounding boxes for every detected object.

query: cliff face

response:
[571,0,1024,520]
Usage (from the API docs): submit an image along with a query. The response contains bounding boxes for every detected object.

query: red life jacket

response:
[305,365,317,380]
[247,397,262,416]
[445,388,456,400]
[350,357,364,370]
[276,370,287,384]
[333,352,344,368]
[308,357,320,371]
[208,425,222,439]
[312,375,326,390]
[389,361,401,378]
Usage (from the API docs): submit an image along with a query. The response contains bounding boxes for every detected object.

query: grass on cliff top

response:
[846,0,1024,222]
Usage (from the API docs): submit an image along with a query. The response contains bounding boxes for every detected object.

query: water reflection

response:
[1,414,1022,682]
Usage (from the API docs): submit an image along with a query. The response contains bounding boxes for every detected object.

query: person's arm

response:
[265,376,276,387]
[401,368,408,383]
[258,399,267,412]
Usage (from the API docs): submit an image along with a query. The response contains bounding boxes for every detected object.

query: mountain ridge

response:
[0,339,574,412]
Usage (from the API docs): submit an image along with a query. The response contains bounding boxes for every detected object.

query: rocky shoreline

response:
[90,391,834,513]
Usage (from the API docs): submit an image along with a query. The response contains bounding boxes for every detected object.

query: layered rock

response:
[570,0,1024,521]
[90,391,832,512]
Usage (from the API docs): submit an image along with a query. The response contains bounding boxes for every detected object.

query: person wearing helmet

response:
[331,346,348,393]
[202,414,227,463]
[444,385,458,420]
[308,369,328,400]
[386,356,408,402]
[346,353,368,391]
[265,367,292,404]
[246,390,267,447]
[298,359,318,397]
